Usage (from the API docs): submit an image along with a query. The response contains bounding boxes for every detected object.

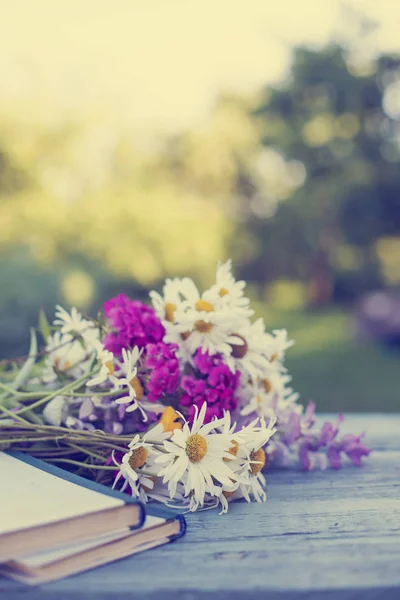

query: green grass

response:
[258,307,400,412]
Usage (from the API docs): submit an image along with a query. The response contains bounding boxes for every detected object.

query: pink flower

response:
[179,350,241,423]
[104,295,165,355]
[144,343,180,402]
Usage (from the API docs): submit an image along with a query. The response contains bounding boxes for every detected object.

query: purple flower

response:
[181,375,207,397]
[302,401,317,430]
[298,437,313,471]
[298,437,328,471]
[283,412,301,444]
[297,412,370,471]
[319,415,344,445]
[338,433,371,467]
[326,444,341,470]
[144,342,180,402]
[179,350,241,423]
[103,295,165,355]
[194,350,218,375]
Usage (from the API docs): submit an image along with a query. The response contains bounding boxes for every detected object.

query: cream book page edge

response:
[0,453,124,535]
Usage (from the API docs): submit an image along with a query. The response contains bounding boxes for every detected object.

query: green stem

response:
[14,372,96,416]
[0,436,69,445]
[0,383,43,398]
[66,443,107,461]
[43,458,116,470]
[78,441,128,453]
[65,390,120,398]
[0,404,31,424]
[13,448,80,457]
[21,410,44,425]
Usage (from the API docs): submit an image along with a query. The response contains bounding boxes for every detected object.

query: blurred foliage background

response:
[0,1,399,410]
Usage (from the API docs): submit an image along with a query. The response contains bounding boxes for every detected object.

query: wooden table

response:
[2,414,400,599]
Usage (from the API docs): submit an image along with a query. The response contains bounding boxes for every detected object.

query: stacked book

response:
[0,452,185,585]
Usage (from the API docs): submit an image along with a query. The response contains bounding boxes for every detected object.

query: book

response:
[1,510,185,585]
[0,453,185,584]
[0,451,144,562]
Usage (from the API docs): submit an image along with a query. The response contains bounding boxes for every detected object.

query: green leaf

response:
[38,309,51,342]
[11,329,38,392]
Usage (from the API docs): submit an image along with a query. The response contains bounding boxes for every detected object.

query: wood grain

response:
[1,414,399,599]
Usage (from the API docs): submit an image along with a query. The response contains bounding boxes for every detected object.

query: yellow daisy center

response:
[55,358,71,371]
[180,331,192,340]
[250,448,266,475]
[159,406,182,432]
[219,287,229,297]
[105,360,114,375]
[195,299,214,312]
[128,446,148,470]
[129,376,144,401]
[186,433,208,463]
[262,378,272,393]
[194,320,213,333]
[164,302,176,323]
[230,335,248,358]
[224,439,239,462]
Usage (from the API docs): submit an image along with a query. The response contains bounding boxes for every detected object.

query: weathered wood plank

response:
[1,415,399,599]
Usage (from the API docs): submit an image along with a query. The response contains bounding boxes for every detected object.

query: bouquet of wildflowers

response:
[0,261,369,513]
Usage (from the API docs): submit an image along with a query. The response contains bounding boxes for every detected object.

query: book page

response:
[16,515,166,568]
[0,453,125,535]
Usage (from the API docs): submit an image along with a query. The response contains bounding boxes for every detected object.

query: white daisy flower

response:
[225,318,276,381]
[113,424,171,500]
[238,469,268,503]
[155,403,239,509]
[87,342,116,387]
[129,422,172,450]
[54,305,100,354]
[178,308,247,358]
[233,429,274,504]
[240,371,295,418]
[212,415,275,509]
[234,415,277,452]
[203,260,254,318]
[54,306,93,336]
[42,331,89,383]
[112,451,140,494]
[114,347,145,415]
[147,479,188,508]
[161,320,195,364]
[265,328,295,365]
[113,350,165,420]
[150,277,189,323]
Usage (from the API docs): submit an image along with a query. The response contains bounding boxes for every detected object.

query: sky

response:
[0,0,399,137]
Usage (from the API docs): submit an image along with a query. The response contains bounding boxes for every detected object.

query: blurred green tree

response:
[241,44,400,305]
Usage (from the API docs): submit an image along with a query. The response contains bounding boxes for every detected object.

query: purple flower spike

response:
[339,433,371,466]
[283,412,301,444]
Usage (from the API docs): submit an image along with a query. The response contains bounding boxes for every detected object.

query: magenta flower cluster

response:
[144,342,180,402]
[103,294,165,355]
[180,350,241,423]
